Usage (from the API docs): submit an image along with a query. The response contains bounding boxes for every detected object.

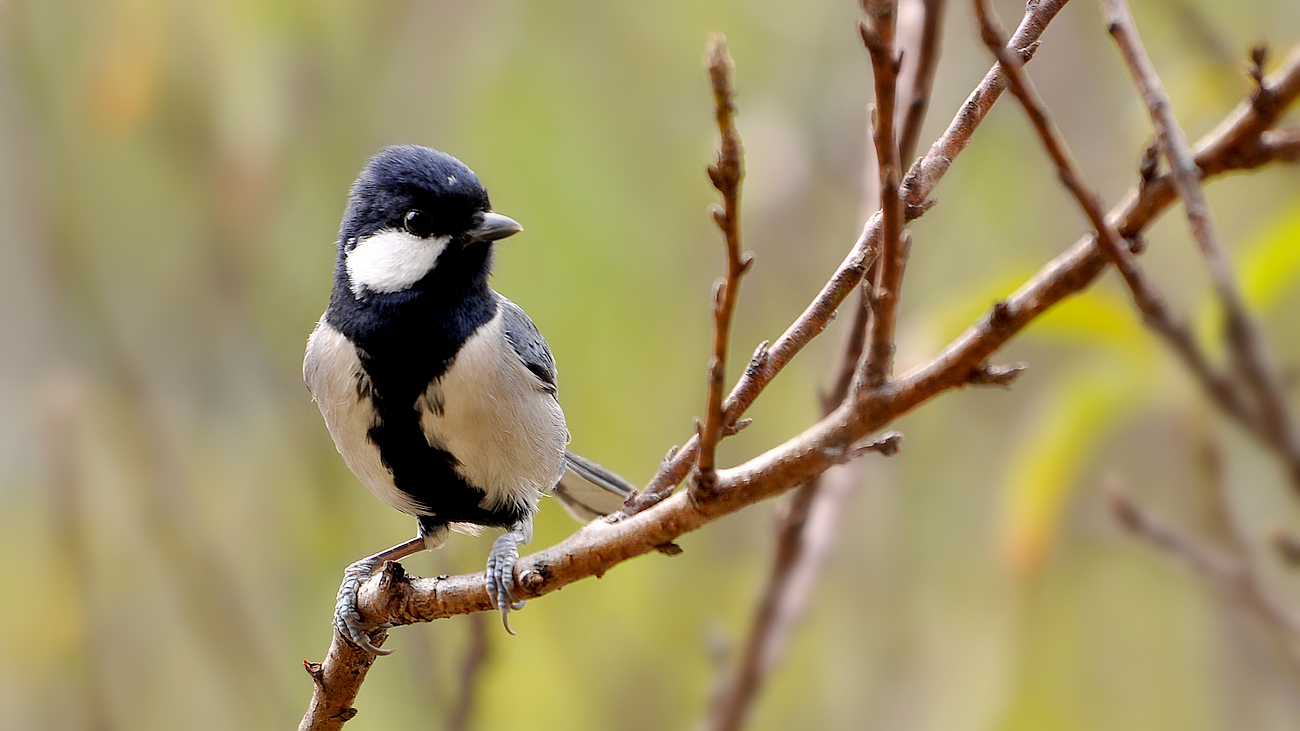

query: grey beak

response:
[468,212,523,242]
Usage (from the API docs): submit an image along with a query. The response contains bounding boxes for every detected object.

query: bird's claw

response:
[486,532,525,634]
[335,558,394,656]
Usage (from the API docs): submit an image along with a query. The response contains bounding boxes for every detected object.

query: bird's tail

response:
[552,451,637,522]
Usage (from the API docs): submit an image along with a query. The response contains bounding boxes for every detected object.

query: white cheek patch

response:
[346,229,449,296]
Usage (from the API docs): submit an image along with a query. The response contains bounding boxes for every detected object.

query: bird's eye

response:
[404,209,433,237]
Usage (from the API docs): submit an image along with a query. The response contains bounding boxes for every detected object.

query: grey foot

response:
[485,532,527,634]
[335,558,392,656]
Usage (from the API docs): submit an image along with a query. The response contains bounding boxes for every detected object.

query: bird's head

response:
[336,145,522,299]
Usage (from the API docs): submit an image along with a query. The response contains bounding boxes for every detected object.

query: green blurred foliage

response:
[1,0,1298,729]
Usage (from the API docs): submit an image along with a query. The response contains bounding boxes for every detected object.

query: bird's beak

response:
[468,212,523,242]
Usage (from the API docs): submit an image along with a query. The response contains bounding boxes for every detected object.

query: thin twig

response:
[898,0,948,166]
[695,34,752,498]
[624,0,1070,513]
[711,286,896,731]
[824,287,875,414]
[707,464,863,731]
[1109,487,1300,638]
[859,0,907,389]
[1104,0,1300,488]
[41,373,116,731]
[447,612,491,731]
[1199,436,1300,684]
[896,45,1300,423]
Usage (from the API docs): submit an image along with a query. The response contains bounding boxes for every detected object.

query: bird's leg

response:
[485,515,534,634]
[335,534,432,655]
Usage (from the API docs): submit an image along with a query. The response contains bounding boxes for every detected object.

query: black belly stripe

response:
[326,243,529,530]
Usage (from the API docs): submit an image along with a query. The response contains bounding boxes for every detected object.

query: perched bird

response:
[304,145,634,654]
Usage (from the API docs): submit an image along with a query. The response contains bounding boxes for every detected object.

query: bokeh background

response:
[3,0,1299,729]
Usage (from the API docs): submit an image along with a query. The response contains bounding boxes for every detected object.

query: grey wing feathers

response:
[552,451,637,522]
[498,296,558,393]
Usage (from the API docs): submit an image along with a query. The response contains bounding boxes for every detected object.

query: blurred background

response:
[2,0,1299,728]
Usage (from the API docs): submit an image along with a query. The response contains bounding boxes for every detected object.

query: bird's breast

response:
[418,310,568,512]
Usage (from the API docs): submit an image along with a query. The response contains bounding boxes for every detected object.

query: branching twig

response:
[898,44,1300,420]
[972,0,1267,460]
[696,34,752,497]
[300,30,1300,731]
[624,0,1070,513]
[1104,0,1300,488]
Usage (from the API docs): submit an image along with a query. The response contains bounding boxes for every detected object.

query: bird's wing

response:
[497,296,558,394]
[552,451,637,521]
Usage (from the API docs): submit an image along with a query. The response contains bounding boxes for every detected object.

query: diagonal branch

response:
[1103,0,1300,488]
[897,0,948,165]
[624,0,1070,513]
[896,44,1300,418]
[971,0,1273,463]
[696,34,753,497]
[1109,486,1300,640]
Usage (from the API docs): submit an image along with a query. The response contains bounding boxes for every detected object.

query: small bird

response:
[304,145,634,654]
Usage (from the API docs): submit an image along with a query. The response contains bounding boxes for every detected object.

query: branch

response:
[876,49,1300,495]
[706,462,866,731]
[859,0,907,388]
[705,4,951,705]
[972,0,1280,468]
[625,0,1070,512]
[300,33,1300,731]
[1258,128,1300,162]
[1109,487,1300,639]
[696,34,752,497]
[897,0,948,165]
[1104,1,1300,488]
[447,612,490,731]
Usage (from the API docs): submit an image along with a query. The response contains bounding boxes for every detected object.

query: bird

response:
[304,145,635,655]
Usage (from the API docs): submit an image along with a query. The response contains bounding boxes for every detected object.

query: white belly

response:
[419,310,568,515]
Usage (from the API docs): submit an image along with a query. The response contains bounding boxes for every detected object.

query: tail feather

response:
[552,452,637,522]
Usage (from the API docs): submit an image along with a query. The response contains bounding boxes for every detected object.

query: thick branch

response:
[696,34,752,496]
[1104,1,1300,487]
